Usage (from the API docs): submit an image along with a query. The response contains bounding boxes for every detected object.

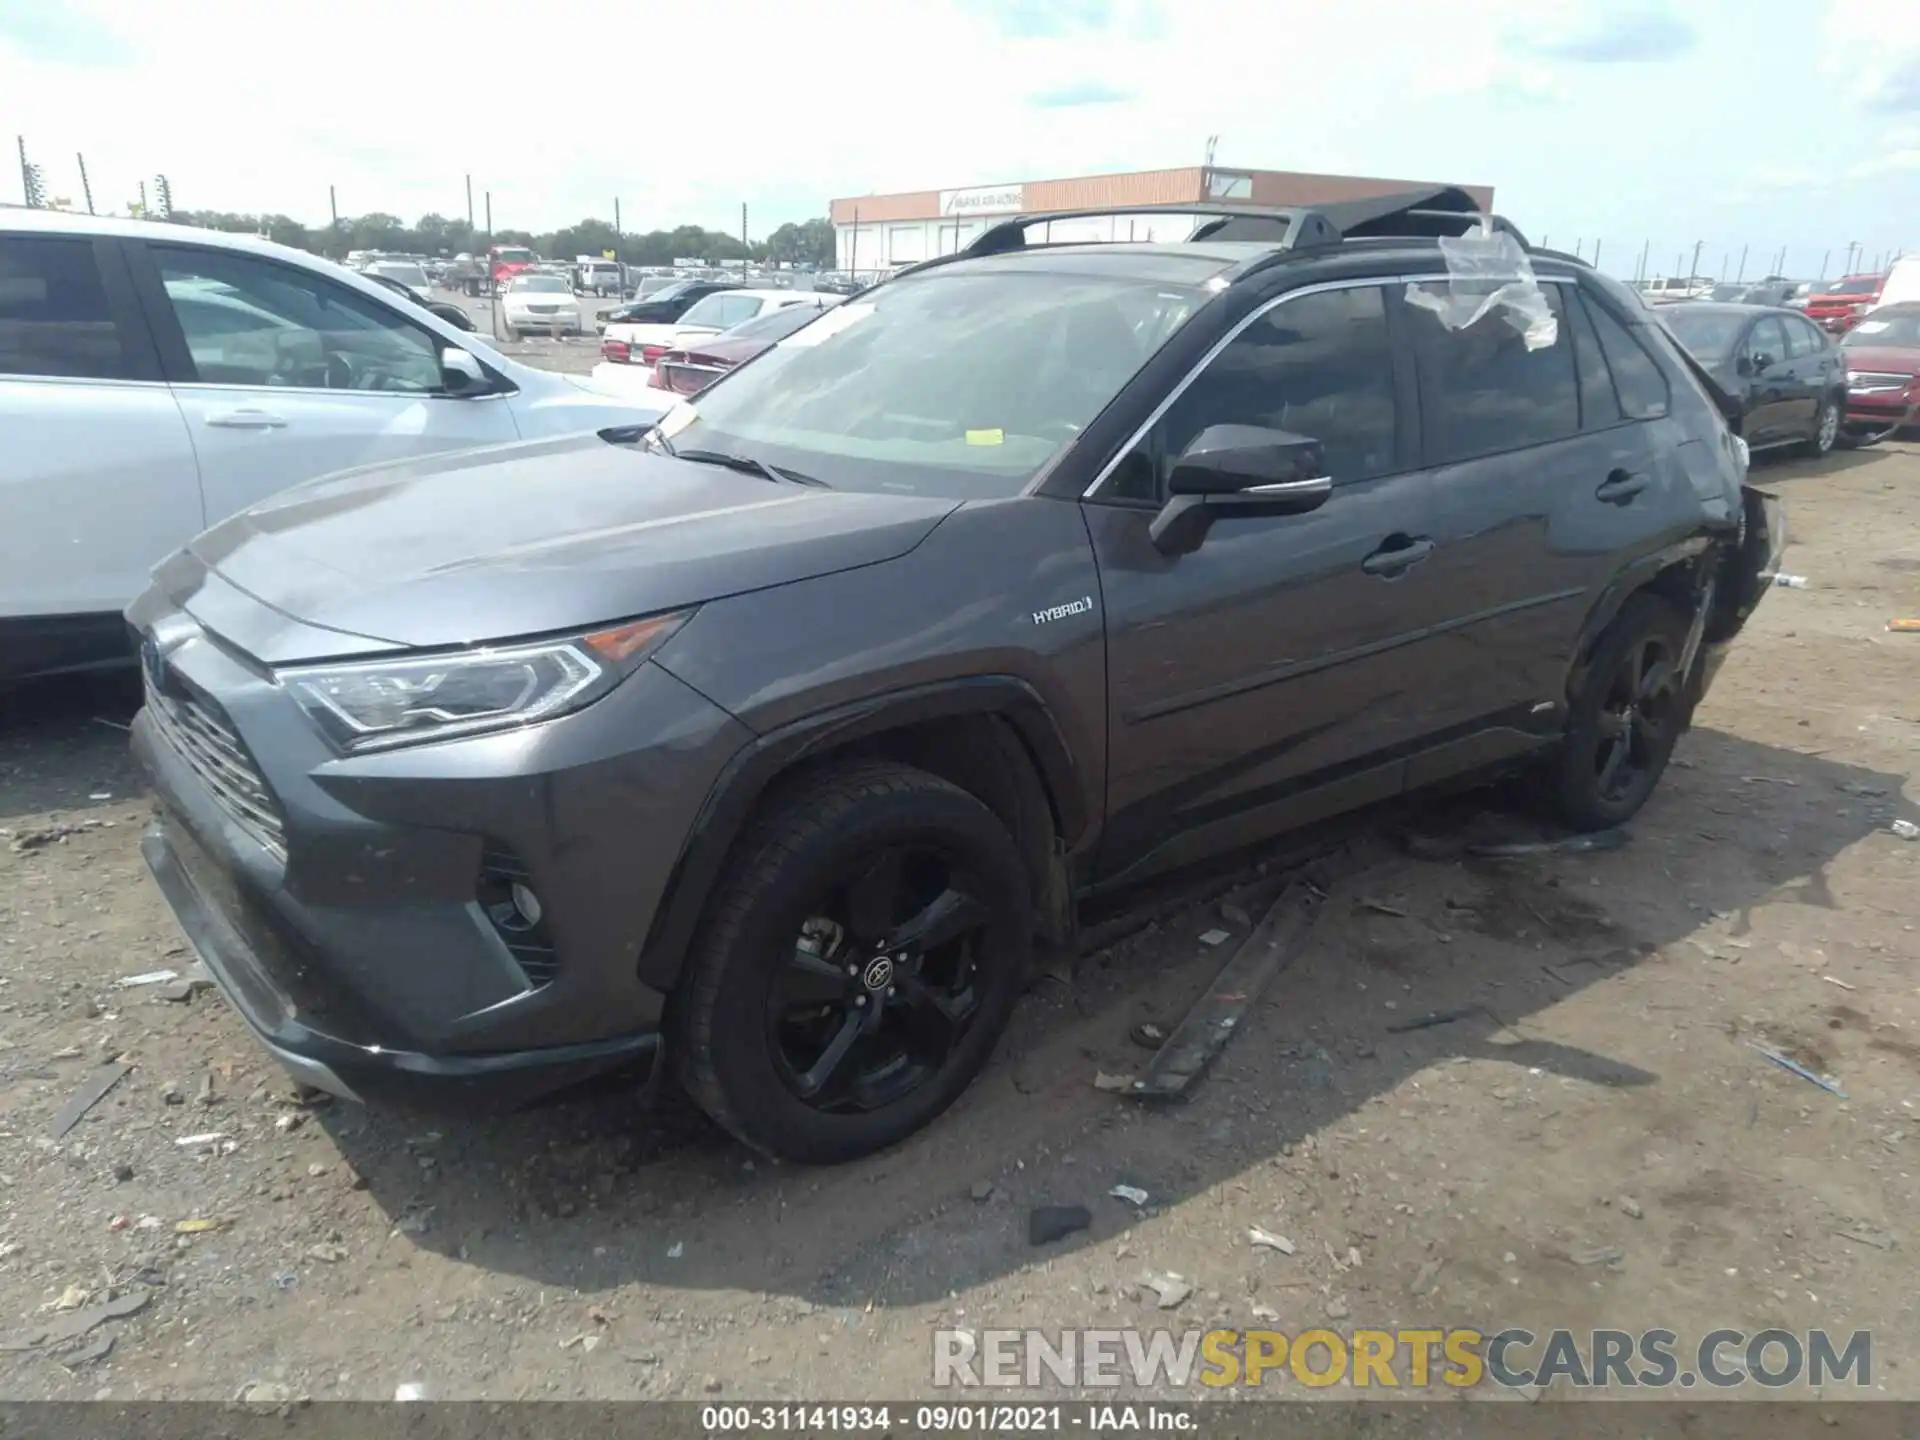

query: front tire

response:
[673,761,1032,1164]
[1552,593,1691,831]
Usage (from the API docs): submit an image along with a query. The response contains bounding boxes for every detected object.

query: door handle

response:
[1361,535,1435,577]
[1595,469,1649,504]
[205,407,287,429]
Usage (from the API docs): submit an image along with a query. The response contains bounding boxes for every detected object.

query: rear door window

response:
[1748,316,1791,368]
[1583,296,1671,419]
[1566,290,1623,429]
[1405,283,1580,462]
[0,235,136,380]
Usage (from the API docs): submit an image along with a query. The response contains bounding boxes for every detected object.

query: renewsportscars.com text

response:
[933,1327,1872,1391]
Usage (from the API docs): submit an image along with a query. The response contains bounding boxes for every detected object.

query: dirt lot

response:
[1,442,1917,1403]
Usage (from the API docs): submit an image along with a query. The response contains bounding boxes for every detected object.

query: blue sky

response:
[2,0,1913,277]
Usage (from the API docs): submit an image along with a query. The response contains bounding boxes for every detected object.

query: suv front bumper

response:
[128,599,754,1113]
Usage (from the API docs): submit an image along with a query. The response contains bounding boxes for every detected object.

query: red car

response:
[647,298,833,395]
[1840,302,1920,443]
[1804,273,1885,334]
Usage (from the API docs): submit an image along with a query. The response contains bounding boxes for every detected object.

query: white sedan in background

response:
[499,273,583,338]
[590,289,838,394]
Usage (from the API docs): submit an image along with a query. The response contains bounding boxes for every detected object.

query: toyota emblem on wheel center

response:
[862,957,895,991]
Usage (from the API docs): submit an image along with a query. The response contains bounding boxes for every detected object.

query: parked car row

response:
[591,287,840,392]
[1655,295,1920,451]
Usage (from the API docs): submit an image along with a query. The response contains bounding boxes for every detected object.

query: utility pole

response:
[484,191,495,335]
[152,174,172,220]
[465,173,474,230]
[849,204,859,277]
[138,179,147,216]
[613,197,621,237]
[1844,240,1859,274]
[16,135,44,208]
[1636,238,1650,283]
[1736,244,1748,282]
[741,202,748,255]
[76,152,94,214]
[1690,239,1704,282]
[1593,237,1603,270]
[1819,249,1830,279]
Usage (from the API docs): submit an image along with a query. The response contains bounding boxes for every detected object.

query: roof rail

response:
[956,186,1530,260]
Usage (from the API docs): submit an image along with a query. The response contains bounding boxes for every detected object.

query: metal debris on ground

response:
[1108,1184,1150,1207]
[1887,618,1920,633]
[174,1217,226,1234]
[1834,1225,1895,1251]
[307,1242,347,1263]
[1198,929,1231,947]
[173,1132,226,1148]
[1468,828,1630,859]
[1128,1021,1168,1049]
[1773,574,1809,588]
[1248,1227,1296,1255]
[1823,976,1858,992]
[1749,1043,1847,1098]
[1892,819,1919,841]
[394,1383,429,1401]
[114,969,178,989]
[1357,898,1410,918]
[1029,1205,1092,1246]
[49,1062,131,1138]
[1092,1071,1137,1093]
[1569,1245,1625,1267]
[0,1289,150,1353]
[58,1333,115,1368]
[1142,1273,1192,1309]
[1385,1005,1482,1035]
[1129,878,1328,1100]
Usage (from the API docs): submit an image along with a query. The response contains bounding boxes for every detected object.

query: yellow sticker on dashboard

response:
[966,428,1005,446]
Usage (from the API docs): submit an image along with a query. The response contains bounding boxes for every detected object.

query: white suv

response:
[1,211,668,682]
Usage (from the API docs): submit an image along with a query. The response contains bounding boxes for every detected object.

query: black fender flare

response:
[635,676,1087,993]
[1562,536,1717,705]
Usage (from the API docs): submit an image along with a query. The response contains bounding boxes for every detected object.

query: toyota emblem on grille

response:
[862,957,895,991]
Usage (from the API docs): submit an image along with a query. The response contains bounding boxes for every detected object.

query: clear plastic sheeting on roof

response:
[1404,229,1558,351]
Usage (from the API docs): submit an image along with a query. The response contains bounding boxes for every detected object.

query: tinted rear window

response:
[1405,283,1579,462]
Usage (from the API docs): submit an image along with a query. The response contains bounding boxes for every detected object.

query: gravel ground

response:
[0,441,1917,1403]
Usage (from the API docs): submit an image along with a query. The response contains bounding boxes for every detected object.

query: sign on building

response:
[939,185,1025,217]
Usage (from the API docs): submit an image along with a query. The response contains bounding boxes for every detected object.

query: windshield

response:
[493,248,534,265]
[1843,313,1920,349]
[1833,276,1881,295]
[654,270,1206,498]
[513,275,572,293]
[1660,308,1748,361]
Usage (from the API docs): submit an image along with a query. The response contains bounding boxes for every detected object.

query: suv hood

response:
[180,433,960,661]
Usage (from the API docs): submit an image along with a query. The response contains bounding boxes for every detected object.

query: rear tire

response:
[1552,593,1691,832]
[672,761,1031,1164]
[1802,396,1840,457]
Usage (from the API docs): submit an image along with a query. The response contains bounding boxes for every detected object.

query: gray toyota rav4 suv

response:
[129,192,1783,1162]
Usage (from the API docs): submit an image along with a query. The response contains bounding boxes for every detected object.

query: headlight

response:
[280,612,690,753]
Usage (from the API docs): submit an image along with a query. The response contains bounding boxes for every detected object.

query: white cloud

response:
[1822,0,1920,111]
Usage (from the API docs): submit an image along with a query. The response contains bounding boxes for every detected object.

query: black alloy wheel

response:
[770,843,991,1113]
[1590,632,1681,809]
[1553,594,1690,831]
[675,761,1031,1163]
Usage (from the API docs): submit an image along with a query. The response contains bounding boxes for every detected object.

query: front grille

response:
[1849,372,1912,392]
[144,675,286,860]
[478,842,559,987]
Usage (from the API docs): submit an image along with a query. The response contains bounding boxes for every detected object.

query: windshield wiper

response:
[674,448,829,489]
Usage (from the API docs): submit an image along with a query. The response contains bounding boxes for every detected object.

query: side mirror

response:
[1749,352,1773,373]
[1149,425,1332,555]
[440,347,490,396]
